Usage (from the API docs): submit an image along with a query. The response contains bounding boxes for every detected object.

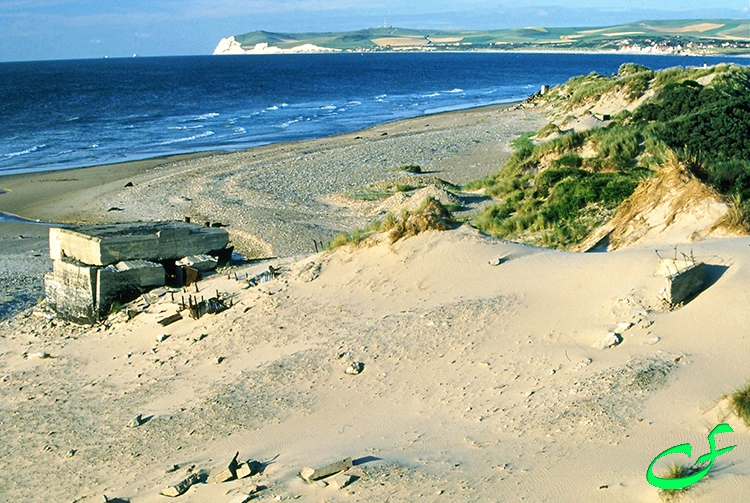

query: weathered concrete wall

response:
[176,254,218,272]
[661,262,706,306]
[50,222,229,266]
[44,260,98,324]
[96,260,165,317]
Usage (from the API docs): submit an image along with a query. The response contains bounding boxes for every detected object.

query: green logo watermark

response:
[646,423,736,490]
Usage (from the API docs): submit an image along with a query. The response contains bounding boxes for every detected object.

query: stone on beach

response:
[328,472,354,490]
[595,332,622,349]
[209,452,240,483]
[345,362,364,375]
[300,457,353,482]
[161,472,201,497]
[127,414,144,428]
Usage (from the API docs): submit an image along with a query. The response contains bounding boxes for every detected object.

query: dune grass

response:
[326,197,455,250]
[657,462,705,502]
[470,63,750,249]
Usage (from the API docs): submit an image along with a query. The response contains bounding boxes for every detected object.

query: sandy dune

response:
[1,223,749,502]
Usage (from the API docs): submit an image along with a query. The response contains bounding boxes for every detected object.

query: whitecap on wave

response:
[168,125,204,130]
[446,88,464,94]
[5,145,46,158]
[160,131,215,145]
[188,112,219,121]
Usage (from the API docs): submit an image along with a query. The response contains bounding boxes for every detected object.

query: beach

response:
[2,99,750,503]
[0,104,543,318]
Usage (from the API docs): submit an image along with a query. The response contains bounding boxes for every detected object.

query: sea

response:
[1,52,748,177]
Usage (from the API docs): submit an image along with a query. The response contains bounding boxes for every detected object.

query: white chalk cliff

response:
[213,36,246,55]
[213,38,340,55]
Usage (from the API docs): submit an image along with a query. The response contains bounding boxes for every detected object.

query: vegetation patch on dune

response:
[728,381,750,426]
[327,197,455,249]
[471,63,750,248]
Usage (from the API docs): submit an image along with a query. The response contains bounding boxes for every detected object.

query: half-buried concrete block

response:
[300,457,353,482]
[659,262,706,306]
[50,222,229,266]
[44,260,98,324]
[96,260,165,318]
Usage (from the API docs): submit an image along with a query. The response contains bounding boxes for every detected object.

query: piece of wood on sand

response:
[300,457,353,482]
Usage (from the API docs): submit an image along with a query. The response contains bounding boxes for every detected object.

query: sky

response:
[0,1,748,62]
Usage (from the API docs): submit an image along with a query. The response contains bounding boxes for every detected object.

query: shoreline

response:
[0,101,522,184]
[0,102,521,221]
[0,101,546,318]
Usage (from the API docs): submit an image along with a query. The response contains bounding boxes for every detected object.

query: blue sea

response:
[1,52,748,176]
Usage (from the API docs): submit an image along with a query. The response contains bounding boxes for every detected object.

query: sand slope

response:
[1,225,749,502]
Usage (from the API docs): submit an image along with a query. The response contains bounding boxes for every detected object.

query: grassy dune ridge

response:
[470,63,750,248]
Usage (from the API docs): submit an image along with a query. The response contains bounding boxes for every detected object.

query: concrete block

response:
[656,258,697,277]
[300,457,352,482]
[161,472,201,497]
[660,262,706,306]
[50,222,229,266]
[44,260,98,324]
[96,260,165,317]
[328,472,354,490]
[176,254,218,272]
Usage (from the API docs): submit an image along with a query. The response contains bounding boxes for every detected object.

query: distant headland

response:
[214,19,750,56]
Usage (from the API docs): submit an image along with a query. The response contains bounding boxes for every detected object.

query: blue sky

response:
[0,1,747,61]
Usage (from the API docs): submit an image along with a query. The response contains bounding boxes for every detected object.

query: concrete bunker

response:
[45,221,230,323]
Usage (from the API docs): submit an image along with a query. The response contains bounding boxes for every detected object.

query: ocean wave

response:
[446,88,464,94]
[320,105,337,110]
[66,116,80,122]
[421,92,441,98]
[187,112,219,121]
[5,144,46,158]
[233,127,246,134]
[277,118,302,129]
[168,125,204,130]
[89,144,99,149]
[268,103,290,112]
[375,94,387,99]
[348,100,362,106]
[160,131,215,145]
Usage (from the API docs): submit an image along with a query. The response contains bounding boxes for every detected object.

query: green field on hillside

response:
[231,19,750,53]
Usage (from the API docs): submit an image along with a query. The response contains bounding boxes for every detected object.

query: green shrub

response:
[398,164,422,173]
[552,153,584,169]
[536,122,561,138]
[618,63,651,76]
